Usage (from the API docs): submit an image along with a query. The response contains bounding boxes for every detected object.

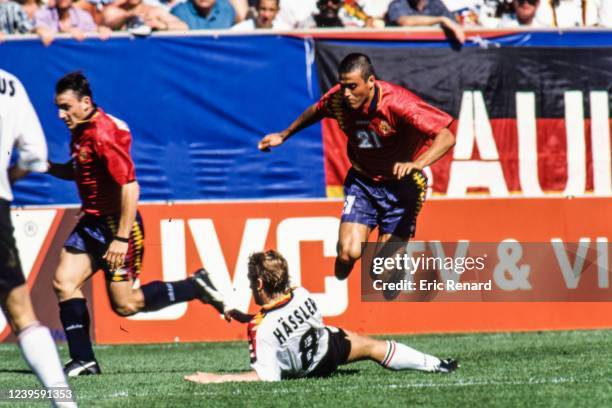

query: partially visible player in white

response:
[185,250,457,383]
[0,69,76,407]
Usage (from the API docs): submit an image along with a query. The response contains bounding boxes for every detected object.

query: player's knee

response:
[337,241,361,264]
[52,277,78,300]
[112,301,139,317]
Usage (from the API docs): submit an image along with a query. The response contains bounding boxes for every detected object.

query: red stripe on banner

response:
[287,29,519,41]
[322,117,351,191]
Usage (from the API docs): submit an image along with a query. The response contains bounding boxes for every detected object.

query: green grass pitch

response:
[1,330,611,407]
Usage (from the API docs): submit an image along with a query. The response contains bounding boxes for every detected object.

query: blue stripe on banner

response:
[2,35,325,205]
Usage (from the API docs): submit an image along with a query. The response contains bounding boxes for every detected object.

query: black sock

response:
[141,279,200,311]
[335,258,355,280]
[59,298,95,362]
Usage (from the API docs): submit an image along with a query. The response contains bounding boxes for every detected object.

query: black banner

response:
[315,42,612,118]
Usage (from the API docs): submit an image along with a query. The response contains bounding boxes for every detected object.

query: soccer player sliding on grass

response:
[185,250,458,383]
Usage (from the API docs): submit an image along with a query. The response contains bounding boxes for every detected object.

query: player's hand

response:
[68,27,86,42]
[392,162,422,180]
[223,309,254,323]
[441,18,466,45]
[184,372,215,384]
[98,26,112,41]
[39,31,55,47]
[103,239,129,271]
[258,133,285,152]
[143,15,164,30]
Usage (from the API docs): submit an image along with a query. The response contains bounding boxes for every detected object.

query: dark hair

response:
[256,0,279,7]
[55,71,93,99]
[248,250,290,295]
[338,53,375,81]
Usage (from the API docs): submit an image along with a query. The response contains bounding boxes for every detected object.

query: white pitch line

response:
[190,376,585,396]
[74,376,610,401]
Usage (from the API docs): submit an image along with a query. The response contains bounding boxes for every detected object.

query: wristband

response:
[114,236,129,243]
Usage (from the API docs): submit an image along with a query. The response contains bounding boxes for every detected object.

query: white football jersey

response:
[0,69,48,201]
[248,287,330,381]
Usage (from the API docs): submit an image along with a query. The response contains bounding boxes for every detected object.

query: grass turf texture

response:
[1,330,611,407]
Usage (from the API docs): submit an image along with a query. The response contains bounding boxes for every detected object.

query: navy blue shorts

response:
[64,212,145,282]
[341,168,427,238]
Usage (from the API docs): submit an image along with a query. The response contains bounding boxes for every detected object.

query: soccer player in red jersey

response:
[258,53,456,282]
[47,72,223,376]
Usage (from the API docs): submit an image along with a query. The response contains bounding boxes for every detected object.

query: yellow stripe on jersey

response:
[261,290,293,312]
[330,92,346,130]
[131,219,144,274]
[250,311,265,329]
[249,290,292,337]
[326,185,344,198]
[106,215,118,235]
[412,171,427,216]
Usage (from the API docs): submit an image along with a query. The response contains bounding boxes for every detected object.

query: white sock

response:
[381,340,441,372]
[18,323,77,407]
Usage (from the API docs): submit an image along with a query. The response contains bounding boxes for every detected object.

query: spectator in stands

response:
[341,0,382,28]
[171,0,235,29]
[103,0,188,34]
[354,0,393,26]
[232,0,289,29]
[75,0,113,25]
[534,0,611,27]
[442,0,488,26]
[34,0,110,45]
[1,0,33,37]
[229,0,249,21]
[301,0,345,28]
[15,0,39,22]
[387,0,466,44]
[276,0,317,28]
[497,0,544,27]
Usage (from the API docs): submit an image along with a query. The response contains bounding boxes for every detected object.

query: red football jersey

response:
[69,108,136,216]
[316,80,454,180]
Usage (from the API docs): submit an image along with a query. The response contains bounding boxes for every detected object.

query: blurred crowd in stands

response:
[1,0,610,44]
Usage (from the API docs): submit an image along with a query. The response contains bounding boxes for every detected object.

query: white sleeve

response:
[251,336,281,382]
[14,86,48,173]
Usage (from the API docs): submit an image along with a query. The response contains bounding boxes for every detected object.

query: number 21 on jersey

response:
[355,129,382,149]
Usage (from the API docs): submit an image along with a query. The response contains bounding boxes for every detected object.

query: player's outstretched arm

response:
[224,308,255,323]
[184,370,260,384]
[258,104,324,151]
[47,160,76,180]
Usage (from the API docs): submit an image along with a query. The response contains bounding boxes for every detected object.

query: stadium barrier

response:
[2,197,610,343]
